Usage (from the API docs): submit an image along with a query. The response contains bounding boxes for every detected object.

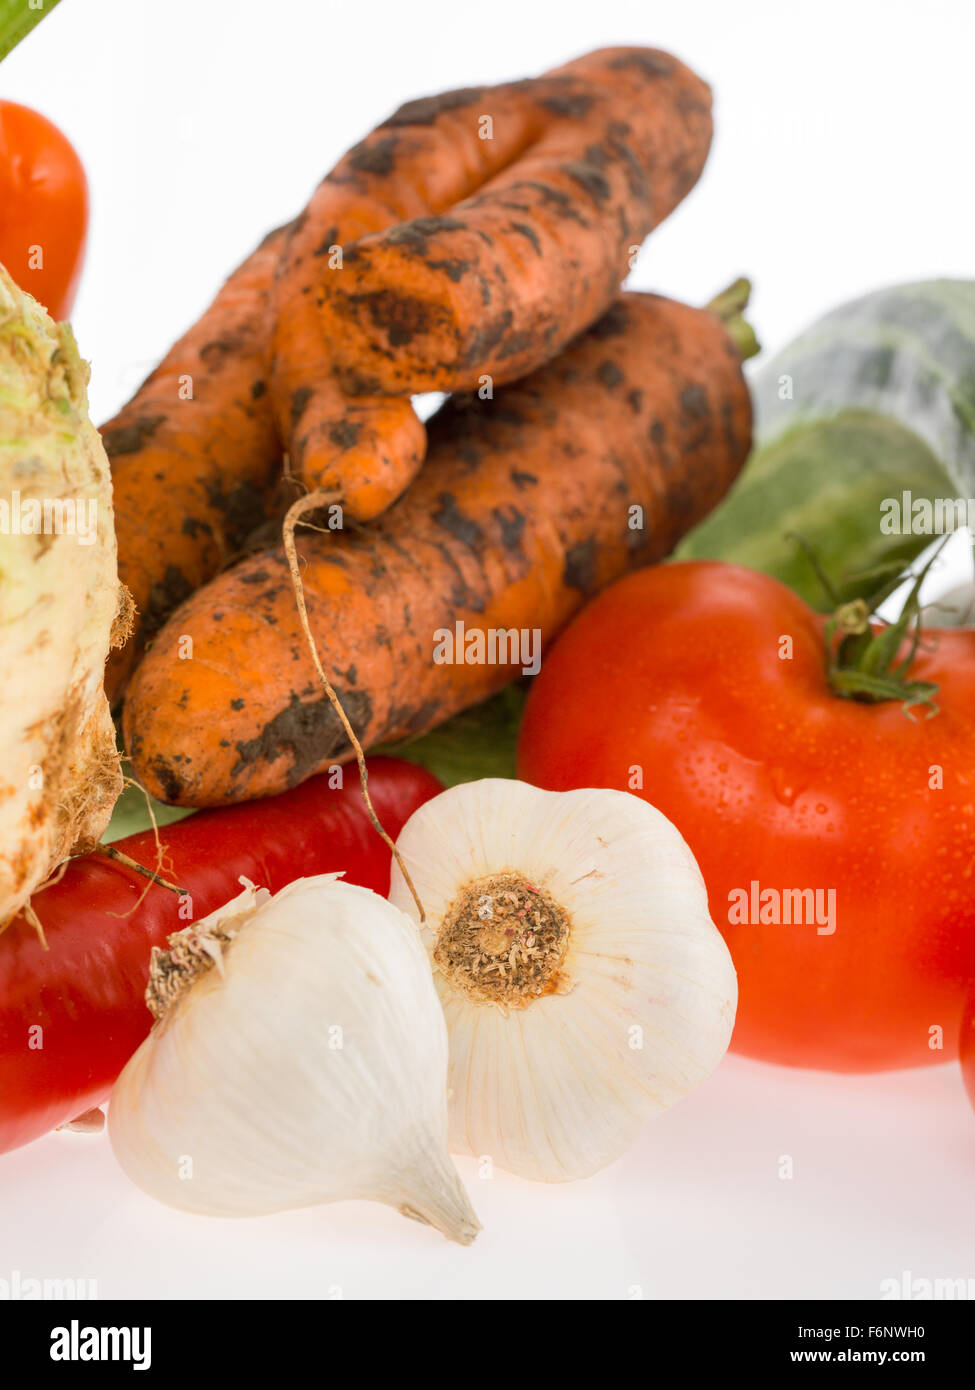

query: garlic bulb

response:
[109,876,479,1244]
[389,780,737,1182]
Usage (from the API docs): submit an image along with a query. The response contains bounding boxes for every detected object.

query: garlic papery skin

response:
[109,876,480,1245]
[389,780,737,1183]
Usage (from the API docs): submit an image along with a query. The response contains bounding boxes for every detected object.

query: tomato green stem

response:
[790,532,949,715]
[0,0,64,63]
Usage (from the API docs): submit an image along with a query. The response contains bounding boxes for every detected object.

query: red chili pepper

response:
[0,99,88,321]
[0,757,441,1156]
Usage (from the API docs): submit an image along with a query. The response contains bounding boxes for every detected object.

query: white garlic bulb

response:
[389,780,737,1183]
[109,876,480,1244]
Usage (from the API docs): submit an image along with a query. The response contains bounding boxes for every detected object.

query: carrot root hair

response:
[282,490,428,924]
[95,845,185,896]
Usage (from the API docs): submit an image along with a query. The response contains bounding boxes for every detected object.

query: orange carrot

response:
[267,74,545,505]
[103,225,288,699]
[104,76,540,697]
[102,90,511,696]
[102,57,590,696]
[124,289,752,807]
[106,48,712,701]
[292,48,713,397]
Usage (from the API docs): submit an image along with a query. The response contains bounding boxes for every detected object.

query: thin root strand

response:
[282,491,427,924]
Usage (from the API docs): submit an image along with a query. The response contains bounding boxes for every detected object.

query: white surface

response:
[3,0,975,425]
[2,0,975,1300]
[2,1055,972,1300]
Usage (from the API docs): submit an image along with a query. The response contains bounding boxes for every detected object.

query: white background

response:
[3,0,975,1300]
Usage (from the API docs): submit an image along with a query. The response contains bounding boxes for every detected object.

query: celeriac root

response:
[0,264,127,927]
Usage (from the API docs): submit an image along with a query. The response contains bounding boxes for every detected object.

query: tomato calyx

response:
[788,533,946,717]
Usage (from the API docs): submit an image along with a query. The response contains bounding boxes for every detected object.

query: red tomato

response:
[961,994,975,1113]
[517,560,975,1072]
[0,758,442,1156]
[0,100,88,320]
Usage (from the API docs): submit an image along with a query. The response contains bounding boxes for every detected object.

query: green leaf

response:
[101,778,195,845]
[376,684,527,787]
[0,0,64,63]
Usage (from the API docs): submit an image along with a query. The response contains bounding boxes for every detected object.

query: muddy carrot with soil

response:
[105,46,712,699]
[297,48,713,397]
[270,45,712,463]
[124,287,753,807]
[103,226,289,699]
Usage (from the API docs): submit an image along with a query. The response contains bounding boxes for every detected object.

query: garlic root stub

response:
[0,264,126,925]
[109,877,480,1245]
[390,780,737,1183]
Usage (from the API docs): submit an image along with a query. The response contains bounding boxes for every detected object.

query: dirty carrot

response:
[304,48,713,396]
[271,46,711,496]
[106,47,712,698]
[102,75,539,694]
[124,287,753,807]
[269,48,656,480]
[102,224,289,700]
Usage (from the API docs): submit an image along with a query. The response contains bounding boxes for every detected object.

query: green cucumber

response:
[680,280,975,606]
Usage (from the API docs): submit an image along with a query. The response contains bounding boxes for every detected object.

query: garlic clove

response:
[389,780,737,1182]
[110,876,480,1244]
[391,1136,482,1244]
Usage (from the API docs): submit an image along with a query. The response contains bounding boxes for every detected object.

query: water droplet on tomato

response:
[769,767,800,806]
